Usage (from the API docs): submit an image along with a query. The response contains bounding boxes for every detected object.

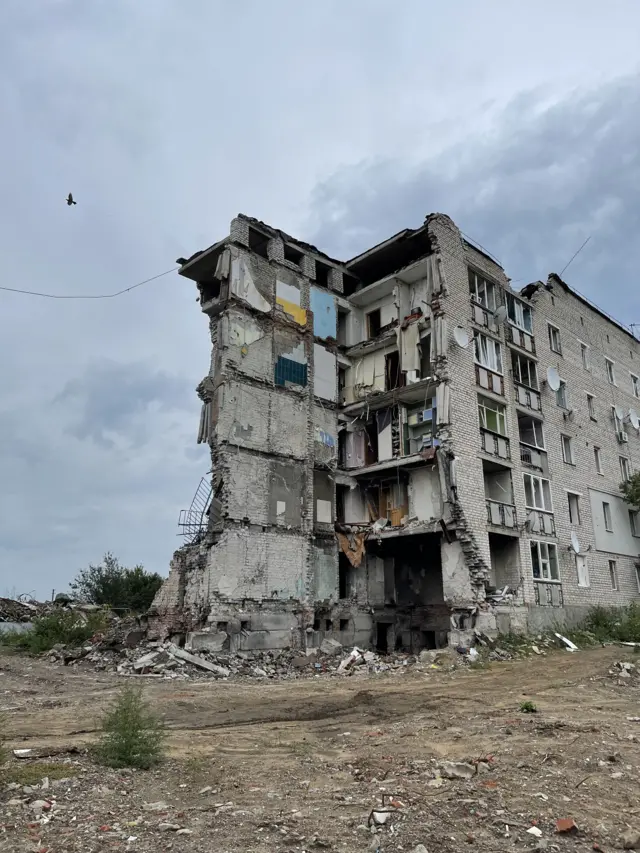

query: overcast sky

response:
[1,1,639,598]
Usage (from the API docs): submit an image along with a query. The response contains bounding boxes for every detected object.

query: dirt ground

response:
[1,646,639,853]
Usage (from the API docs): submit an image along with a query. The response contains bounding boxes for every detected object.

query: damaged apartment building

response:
[149,212,640,653]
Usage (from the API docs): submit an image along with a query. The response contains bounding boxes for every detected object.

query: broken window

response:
[284,244,303,266]
[518,414,545,449]
[385,350,404,390]
[248,227,270,259]
[506,293,533,333]
[561,434,575,465]
[315,260,331,287]
[548,323,562,354]
[587,393,596,420]
[523,473,552,511]
[594,445,603,474]
[338,554,349,598]
[605,357,616,385]
[567,492,581,525]
[468,268,497,311]
[474,333,503,373]
[609,559,618,590]
[580,342,590,370]
[511,352,538,389]
[364,420,379,465]
[530,540,559,581]
[478,395,507,435]
[366,308,381,339]
[556,380,568,409]
[620,456,632,483]
[631,373,640,398]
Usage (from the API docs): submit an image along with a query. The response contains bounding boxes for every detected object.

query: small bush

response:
[0,610,108,655]
[520,700,537,713]
[580,604,640,644]
[93,685,165,770]
[71,553,163,614]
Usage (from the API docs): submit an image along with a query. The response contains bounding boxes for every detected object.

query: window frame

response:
[506,293,533,333]
[567,492,581,525]
[586,393,597,421]
[518,415,545,449]
[579,341,590,371]
[556,380,568,409]
[605,357,616,385]
[602,501,613,532]
[474,333,503,374]
[548,322,562,354]
[523,473,553,512]
[511,351,538,390]
[620,456,632,483]
[612,406,624,434]
[477,394,508,436]
[629,509,640,538]
[561,434,575,465]
[631,373,640,399]
[468,269,497,312]
[530,539,560,582]
[594,445,603,475]
[609,559,618,591]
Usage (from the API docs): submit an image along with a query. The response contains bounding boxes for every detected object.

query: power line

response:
[0,266,178,300]
[560,235,591,276]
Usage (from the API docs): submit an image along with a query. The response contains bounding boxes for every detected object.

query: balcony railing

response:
[526,508,556,536]
[475,364,504,396]
[519,443,548,475]
[471,301,499,333]
[486,499,517,529]
[480,429,511,461]
[534,580,563,607]
[507,324,536,355]
[514,382,542,412]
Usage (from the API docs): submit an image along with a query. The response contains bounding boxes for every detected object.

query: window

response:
[609,559,618,591]
[506,293,533,333]
[620,456,632,483]
[580,342,590,370]
[548,323,562,354]
[576,554,589,588]
[602,501,613,532]
[478,395,507,435]
[530,540,560,581]
[561,434,575,465]
[636,564,640,594]
[511,352,538,389]
[283,244,303,266]
[468,269,497,311]
[366,309,381,339]
[594,445,603,474]
[629,509,639,537]
[587,394,597,421]
[556,380,568,409]
[631,373,640,398]
[474,333,503,373]
[605,358,616,385]
[519,415,545,449]
[567,492,581,525]
[523,473,553,511]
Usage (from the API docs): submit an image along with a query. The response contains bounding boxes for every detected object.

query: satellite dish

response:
[546,366,561,392]
[630,408,640,430]
[570,531,581,554]
[615,405,626,421]
[453,326,470,349]
[494,305,508,324]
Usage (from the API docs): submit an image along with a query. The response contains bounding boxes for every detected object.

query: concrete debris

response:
[554,632,578,652]
[555,817,578,834]
[621,829,640,849]
[166,644,231,676]
[438,761,476,780]
[527,826,543,838]
[610,661,638,682]
[319,638,343,656]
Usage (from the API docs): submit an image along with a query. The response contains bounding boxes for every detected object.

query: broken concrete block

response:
[320,638,342,656]
[438,761,476,779]
[124,629,146,648]
[167,644,230,677]
[133,651,161,671]
[186,631,229,653]
[622,830,640,850]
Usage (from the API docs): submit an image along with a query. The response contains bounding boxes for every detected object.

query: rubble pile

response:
[0,596,40,624]
[609,660,640,683]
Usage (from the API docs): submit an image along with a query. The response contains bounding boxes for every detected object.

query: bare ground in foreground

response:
[1,646,639,852]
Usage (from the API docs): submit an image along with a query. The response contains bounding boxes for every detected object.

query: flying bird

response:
[66,193,77,206]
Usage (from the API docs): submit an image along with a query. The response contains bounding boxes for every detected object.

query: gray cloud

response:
[307,76,640,328]
[55,359,191,448]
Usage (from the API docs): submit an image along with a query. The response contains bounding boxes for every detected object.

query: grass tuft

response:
[519,700,537,713]
[0,610,108,655]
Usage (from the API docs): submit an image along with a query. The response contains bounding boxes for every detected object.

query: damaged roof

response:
[346,222,433,285]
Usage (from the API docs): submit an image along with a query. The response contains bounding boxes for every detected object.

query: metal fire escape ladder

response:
[178,476,212,543]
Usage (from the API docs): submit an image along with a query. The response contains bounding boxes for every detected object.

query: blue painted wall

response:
[310,287,337,339]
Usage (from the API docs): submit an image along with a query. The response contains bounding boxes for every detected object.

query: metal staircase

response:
[178,476,212,544]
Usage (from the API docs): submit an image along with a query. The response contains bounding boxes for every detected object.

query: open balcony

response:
[526,508,556,536]
[484,460,517,531]
[514,382,542,413]
[475,364,504,396]
[507,324,536,355]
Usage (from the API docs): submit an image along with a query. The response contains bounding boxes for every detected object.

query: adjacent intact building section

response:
[148,212,640,652]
